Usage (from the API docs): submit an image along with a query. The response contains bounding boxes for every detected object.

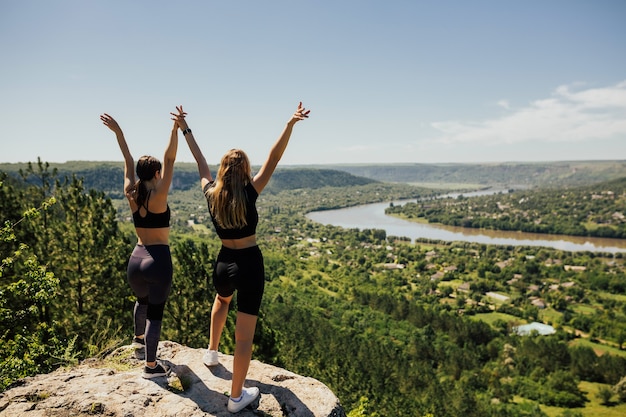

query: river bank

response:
[307,199,626,253]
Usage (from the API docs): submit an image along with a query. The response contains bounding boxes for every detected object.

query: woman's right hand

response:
[288,102,310,125]
[100,113,123,134]
[171,105,188,130]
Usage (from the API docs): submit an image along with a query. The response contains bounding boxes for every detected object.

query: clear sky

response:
[1,0,625,166]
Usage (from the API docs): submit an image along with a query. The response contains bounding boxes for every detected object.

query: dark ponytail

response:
[134,155,162,208]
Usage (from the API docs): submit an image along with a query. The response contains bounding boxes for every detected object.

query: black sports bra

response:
[132,206,170,228]
[132,191,170,228]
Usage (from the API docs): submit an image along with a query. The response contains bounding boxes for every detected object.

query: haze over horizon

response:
[1,1,625,166]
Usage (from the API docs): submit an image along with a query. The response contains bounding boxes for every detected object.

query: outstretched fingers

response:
[294,102,310,120]
[170,105,188,124]
[100,113,122,132]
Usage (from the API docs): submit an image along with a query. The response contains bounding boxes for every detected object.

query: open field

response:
[534,381,626,417]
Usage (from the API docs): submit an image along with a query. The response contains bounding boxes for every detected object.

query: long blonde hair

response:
[206,149,252,229]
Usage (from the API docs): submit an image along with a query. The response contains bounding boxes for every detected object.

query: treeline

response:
[325,160,626,187]
[386,176,626,239]
[0,160,378,198]
[3,161,626,416]
[4,159,626,194]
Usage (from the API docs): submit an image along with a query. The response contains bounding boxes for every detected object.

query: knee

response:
[215,294,232,306]
[147,302,166,321]
[234,314,258,344]
[235,332,254,348]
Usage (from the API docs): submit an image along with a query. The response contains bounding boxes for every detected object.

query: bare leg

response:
[209,294,232,351]
[230,311,258,398]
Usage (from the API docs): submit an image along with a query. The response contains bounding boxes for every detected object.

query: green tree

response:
[47,175,130,349]
[0,190,71,390]
[168,238,214,347]
[596,385,614,405]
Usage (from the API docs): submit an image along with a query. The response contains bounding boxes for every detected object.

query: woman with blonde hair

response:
[100,111,178,379]
[172,102,309,412]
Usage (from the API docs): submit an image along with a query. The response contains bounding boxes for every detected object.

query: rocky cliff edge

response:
[0,341,346,417]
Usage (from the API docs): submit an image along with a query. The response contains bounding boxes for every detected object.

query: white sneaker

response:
[202,349,219,366]
[227,387,260,413]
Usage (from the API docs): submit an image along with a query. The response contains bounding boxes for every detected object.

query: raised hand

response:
[290,102,311,124]
[170,105,188,130]
[100,113,123,134]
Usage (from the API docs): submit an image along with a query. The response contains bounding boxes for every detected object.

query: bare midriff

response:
[220,234,257,250]
[135,227,170,246]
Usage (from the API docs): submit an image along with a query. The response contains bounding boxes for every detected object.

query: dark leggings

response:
[213,245,265,316]
[127,244,173,362]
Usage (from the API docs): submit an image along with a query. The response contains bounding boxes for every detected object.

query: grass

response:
[540,381,626,417]
[470,312,524,327]
[100,346,142,372]
[167,374,192,393]
[437,279,466,290]
[597,292,626,303]
[539,308,563,325]
[569,338,626,358]
[572,304,598,315]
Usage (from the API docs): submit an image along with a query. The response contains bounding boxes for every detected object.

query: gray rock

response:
[0,341,346,417]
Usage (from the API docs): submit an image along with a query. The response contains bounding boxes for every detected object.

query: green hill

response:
[318,160,626,188]
[0,161,377,198]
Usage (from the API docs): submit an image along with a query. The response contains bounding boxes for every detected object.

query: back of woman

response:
[172,102,310,413]
[100,112,178,379]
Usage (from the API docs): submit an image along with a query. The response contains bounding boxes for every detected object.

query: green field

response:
[569,338,626,358]
[470,312,525,327]
[537,381,626,417]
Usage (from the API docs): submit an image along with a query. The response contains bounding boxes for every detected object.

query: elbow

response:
[164,155,176,166]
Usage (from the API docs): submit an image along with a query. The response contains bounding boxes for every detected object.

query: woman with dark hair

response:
[172,102,310,412]
[100,111,178,378]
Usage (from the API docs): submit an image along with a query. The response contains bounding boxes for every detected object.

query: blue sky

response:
[1,0,625,166]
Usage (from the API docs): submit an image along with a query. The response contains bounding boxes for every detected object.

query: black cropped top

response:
[132,194,170,228]
[203,181,258,239]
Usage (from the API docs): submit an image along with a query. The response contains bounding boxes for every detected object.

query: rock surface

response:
[0,341,346,417]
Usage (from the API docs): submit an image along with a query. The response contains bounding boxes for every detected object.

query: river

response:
[306,194,626,253]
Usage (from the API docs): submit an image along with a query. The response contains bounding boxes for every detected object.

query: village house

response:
[564,265,587,272]
[530,298,547,309]
[383,263,405,270]
[430,271,445,281]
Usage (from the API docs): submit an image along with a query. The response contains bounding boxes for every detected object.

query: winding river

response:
[306,193,626,253]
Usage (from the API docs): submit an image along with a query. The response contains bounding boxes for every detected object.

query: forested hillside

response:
[322,160,626,188]
[3,159,626,192]
[2,160,626,417]
[387,176,626,239]
[0,160,377,198]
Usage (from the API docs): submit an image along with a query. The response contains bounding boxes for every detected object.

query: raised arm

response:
[100,113,135,196]
[171,105,213,190]
[156,118,179,196]
[252,102,310,193]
